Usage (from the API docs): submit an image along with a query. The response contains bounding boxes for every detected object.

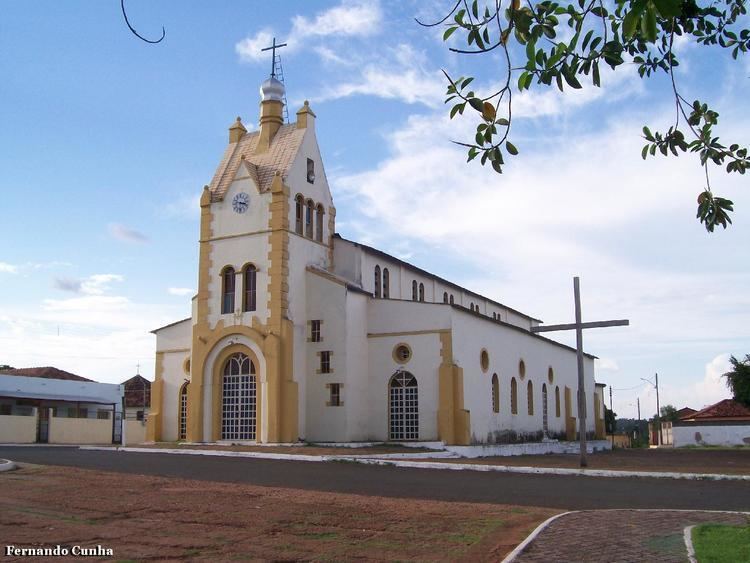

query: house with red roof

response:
[672,398,750,447]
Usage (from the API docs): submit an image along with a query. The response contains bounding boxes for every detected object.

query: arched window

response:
[511,377,518,415]
[374,265,381,298]
[242,264,256,312]
[383,268,390,298]
[221,266,235,314]
[418,282,424,302]
[492,373,499,413]
[221,352,256,440]
[470,302,475,312]
[542,383,549,433]
[389,371,418,440]
[449,294,454,305]
[178,382,189,440]
[295,195,304,235]
[305,199,314,237]
[411,280,418,301]
[492,312,496,320]
[555,386,561,417]
[316,204,324,242]
[527,380,534,415]
[443,291,448,303]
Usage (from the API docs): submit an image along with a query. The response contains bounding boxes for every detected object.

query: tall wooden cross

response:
[260,37,288,78]
[530,277,628,467]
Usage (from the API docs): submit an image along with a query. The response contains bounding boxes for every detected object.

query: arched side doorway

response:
[221,352,257,440]
[542,383,549,435]
[389,371,418,440]
[178,382,189,440]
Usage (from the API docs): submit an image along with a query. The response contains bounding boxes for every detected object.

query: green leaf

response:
[563,69,582,89]
[622,8,641,39]
[592,61,600,87]
[653,0,682,18]
[443,26,458,41]
[469,97,484,112]
[506,141,519,155]
[641,5,657,42]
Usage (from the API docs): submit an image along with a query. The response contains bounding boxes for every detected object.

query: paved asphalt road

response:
[2,446,748,511]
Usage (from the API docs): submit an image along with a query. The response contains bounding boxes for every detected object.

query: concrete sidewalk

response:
[81,445,750,481]
[505,509,749,563]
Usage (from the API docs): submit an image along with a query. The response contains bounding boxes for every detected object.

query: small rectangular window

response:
[311,320,321,342]
[0,404,11,416]
[67,407,77,418]
[320,351,331,373]
[97,410,110,420]
[307,158,315,184]
[329,383,341,406]
[136,410,144,421]
[79,408,88,419]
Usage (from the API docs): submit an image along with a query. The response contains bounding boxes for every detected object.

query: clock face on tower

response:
[232,192,250,214]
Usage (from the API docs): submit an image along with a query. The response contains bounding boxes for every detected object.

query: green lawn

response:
[693,523,750,563]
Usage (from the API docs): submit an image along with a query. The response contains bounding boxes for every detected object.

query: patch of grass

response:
[692,523,750,563]
[644,533,684,555]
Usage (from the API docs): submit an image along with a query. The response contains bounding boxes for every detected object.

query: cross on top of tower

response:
[260,37,288,78]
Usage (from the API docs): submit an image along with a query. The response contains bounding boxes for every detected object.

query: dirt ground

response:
[420,447,750,475]
[0,464,556,561]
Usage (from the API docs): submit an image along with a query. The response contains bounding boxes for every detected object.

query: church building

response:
[146,74,606,446]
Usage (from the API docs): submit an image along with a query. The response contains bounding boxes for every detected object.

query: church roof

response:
[208,123,306,200]
[334,234,542,323]
[0,366,94,382]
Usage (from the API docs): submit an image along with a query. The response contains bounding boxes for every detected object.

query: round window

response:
[393,343,412,364]
[480,349,490,372]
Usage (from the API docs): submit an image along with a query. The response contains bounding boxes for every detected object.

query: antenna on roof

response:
[261,37,290,123]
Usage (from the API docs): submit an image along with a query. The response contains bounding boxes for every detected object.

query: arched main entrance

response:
[389,371,418,440]
[221,352,256,440]
[542,383,549,435]
[178,382,189,440]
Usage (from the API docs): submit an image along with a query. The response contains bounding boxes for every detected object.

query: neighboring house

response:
[673,399,750,447]
[0,367,124,444]
[121,374,151,446]
[146,73,607,447]
[676,406,698,420]
[122,374,151,421]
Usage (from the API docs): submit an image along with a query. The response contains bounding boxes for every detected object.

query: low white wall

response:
[125,420,147,445]
[674,424,750,447]
[48,417,112,444]
[446,440,612,458]
[0,414,37,443]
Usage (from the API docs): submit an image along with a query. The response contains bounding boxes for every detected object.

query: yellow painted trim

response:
[368,329,449,339]
[594,393,605,439]
[564,386,576,440]
[256,99,284,153]
[437,331,470,445]
[145,353,164,442]
[157,347,191,354]
[228,116,247,144]
[202,229,273,243]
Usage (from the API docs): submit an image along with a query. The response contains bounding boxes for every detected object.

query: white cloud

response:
[0,262,18,274]
[108,223,149,243]
[53,273,123,296]
[168,287,194,296]
[312,44,445,107]
[236,28,275,63]
[164,193,201,219]
[290,1,381,40]
[54,277,82,293]
[236,1,382,64]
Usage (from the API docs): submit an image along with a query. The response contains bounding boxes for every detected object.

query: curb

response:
[501,511,578,563]
[0,458,17,472]
[684,525,697,563]
[78,446,750,481]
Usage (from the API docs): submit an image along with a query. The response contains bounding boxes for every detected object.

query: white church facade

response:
[146,75,607,446]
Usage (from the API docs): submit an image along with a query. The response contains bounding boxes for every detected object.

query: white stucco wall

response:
[673,424,750,447]
[159,350,190,441]
[451,310,594,444]
[154,319,191,352]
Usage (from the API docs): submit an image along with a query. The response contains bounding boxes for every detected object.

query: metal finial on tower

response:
[261,37,287,78]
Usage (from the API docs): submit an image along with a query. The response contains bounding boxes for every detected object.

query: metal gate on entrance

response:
[36,407,49,443]
[389,371,418,440]
[221,352,256,441]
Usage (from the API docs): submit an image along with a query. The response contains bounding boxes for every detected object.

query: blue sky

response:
[1,1,748,418]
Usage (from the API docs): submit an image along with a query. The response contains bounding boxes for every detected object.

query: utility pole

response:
[609,385,614,448]
[641,373,662,446]
[530,277,629,467]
